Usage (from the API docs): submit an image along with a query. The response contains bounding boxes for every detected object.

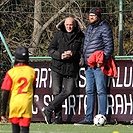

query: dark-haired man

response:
[75,7,114,125]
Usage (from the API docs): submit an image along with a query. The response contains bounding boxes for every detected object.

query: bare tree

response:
[30,0,42,53]
[0,0,10,8]
[30,0,72,54]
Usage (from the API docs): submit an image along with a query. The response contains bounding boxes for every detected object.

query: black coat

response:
[48,20,84,77]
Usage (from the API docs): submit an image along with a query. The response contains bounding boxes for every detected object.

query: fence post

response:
[0,32,14,63]
[119,0,123,55]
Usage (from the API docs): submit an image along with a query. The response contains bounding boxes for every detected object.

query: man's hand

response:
[61,50,72,60]
[96,63,103,68]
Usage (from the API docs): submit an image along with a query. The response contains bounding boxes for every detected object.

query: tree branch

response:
[41,2,71,33]
[0,0,10,8]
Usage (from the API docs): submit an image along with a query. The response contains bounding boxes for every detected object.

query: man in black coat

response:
[42,16,84,124]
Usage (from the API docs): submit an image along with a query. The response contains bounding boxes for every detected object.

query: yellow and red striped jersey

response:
[1,64,36,119]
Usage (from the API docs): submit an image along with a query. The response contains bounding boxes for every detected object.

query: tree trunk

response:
[30,0,42,54]
[30,1,72,54]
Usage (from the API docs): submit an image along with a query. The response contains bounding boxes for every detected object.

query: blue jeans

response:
[85,66,107,122]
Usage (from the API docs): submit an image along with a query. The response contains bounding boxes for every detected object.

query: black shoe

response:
[52,116,62,124]
[74,119,93,125]
[42,109,52,124]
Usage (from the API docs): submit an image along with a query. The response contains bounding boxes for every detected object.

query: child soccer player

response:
[1,46,36,133]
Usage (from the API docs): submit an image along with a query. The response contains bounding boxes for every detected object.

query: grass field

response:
[0,122,133,133]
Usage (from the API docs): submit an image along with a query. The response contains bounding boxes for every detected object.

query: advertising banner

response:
[31,60,133,123]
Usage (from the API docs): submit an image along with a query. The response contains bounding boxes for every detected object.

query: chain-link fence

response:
[0,0,133,82]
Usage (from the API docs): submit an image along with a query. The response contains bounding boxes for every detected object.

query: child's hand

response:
[1,116,7,123]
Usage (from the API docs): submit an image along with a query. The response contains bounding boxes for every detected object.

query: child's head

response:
[14,46,29,64]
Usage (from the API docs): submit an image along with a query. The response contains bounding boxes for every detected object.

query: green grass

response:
[0,123,133,133]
